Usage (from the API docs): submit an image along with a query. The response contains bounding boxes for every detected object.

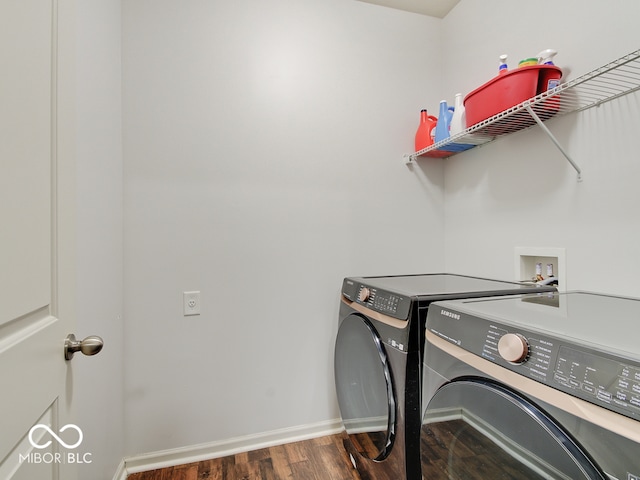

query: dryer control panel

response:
[342,278,411,320]
[428,305,640,422]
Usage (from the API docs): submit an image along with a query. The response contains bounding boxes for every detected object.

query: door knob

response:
[64,334,104,360]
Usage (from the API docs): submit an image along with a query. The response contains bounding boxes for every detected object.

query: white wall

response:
[440,0,640,296]
[70,0,640,471]
[75,0,124,478]
[122,0,443,454]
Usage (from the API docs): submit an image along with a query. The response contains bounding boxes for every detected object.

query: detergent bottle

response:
[449,93,466,136]
[414,109,438,151]
[434,100,451,143]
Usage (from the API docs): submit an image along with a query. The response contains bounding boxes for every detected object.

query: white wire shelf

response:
[406,48,640,180]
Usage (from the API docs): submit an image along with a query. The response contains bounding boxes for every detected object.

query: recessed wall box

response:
[515,247,566,292]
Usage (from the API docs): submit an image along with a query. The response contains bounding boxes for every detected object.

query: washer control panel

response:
[429,307,640,421]
[342,279,411,320]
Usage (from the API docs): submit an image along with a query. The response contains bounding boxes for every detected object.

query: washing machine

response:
[333,273,556,480]
[421,291,640,480]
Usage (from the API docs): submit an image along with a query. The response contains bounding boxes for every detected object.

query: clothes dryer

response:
[334,274,555,480]
[422,291,640,480]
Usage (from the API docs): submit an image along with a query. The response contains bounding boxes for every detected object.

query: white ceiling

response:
[356,0,460,18]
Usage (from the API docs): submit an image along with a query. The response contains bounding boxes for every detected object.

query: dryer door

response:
[334,313,395,461]
[421,377,606,480]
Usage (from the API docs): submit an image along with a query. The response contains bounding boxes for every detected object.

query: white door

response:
[0,1,84,479]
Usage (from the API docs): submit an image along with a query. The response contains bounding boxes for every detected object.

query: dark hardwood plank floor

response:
[127,433,361,480]
[128,418,562,479]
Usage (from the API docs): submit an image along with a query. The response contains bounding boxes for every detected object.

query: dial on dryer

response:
[498,333,529,364]
[359,287,371,302]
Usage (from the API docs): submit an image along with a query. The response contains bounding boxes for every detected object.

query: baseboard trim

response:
[111,459,127,480]
[122,418,344,476]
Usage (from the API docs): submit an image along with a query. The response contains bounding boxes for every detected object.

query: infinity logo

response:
[28,424,83,450]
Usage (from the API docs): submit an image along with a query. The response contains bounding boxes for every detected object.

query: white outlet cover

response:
[183,291,201,316]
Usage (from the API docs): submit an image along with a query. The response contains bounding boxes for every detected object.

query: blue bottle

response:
[435,100,451,143]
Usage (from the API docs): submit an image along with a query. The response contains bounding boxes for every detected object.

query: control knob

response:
[358,287,371,303]
[498,333,529,364]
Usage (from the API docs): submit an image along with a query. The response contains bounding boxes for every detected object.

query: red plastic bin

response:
[464,65,562,128]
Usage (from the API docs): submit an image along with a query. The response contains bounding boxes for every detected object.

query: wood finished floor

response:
[126,433,361,480]
[127,420,546,479]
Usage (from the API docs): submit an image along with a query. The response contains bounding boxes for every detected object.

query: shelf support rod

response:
[525,105,582,181]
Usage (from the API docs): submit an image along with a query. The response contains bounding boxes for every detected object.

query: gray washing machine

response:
[422,291,640,480]
[333,274,555,480]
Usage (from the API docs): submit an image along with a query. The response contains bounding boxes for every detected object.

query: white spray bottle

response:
[498,54,508,74]
[537,49,558,65]
[449,93,466,136]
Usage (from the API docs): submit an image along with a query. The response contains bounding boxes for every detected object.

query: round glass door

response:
[334,313,395,461]
[421,377,606,480]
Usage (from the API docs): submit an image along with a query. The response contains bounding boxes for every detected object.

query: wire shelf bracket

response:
[524,105,582,182]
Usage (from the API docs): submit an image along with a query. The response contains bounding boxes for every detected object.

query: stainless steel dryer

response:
[422,291,640,480]
[333,274,555,480]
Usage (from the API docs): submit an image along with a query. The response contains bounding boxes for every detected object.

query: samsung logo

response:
[441,309,460,320]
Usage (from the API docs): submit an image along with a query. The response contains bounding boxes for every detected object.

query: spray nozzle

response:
[499,54,508,74]
[537,49,558,65]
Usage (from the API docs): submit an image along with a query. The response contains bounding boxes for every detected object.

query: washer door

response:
[421,377,606,480]
[334,313,396,461]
